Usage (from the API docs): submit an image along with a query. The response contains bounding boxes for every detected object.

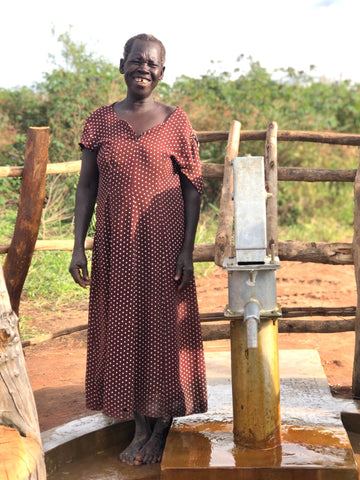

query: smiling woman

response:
[114,34,173,136]
[69,34,207,467]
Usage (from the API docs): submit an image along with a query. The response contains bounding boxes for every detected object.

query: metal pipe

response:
[244,299,260,349]
[230,317,281,448]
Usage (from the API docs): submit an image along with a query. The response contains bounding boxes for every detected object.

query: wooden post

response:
[3,127,49,315]
[265,121,279,256]
[214,120,241,266]
[0,264,46,479]
[352,148,360,396]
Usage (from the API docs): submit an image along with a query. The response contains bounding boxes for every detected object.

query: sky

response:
[1,0,360,89]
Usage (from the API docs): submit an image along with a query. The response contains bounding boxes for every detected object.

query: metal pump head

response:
[233,156,267,264]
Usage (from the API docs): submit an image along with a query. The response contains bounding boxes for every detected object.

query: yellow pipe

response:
[230,317,281,448]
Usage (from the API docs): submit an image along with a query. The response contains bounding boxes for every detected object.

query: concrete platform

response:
[161,349,359,479]
[42,348,360,479]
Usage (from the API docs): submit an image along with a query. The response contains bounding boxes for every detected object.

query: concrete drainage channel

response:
[44,414,162,479]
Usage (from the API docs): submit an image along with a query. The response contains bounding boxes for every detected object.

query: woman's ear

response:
[119,58,125,74]
[160,66,165,80]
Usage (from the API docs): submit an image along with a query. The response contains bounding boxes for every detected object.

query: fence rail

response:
[197,129,360,145]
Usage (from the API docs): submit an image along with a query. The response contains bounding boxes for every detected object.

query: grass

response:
[19,315,42,341]
[277,180,354,242]
[194,209,218,277]
[280,221,353,243]
[0,209,17,241]
[23,250,90,308]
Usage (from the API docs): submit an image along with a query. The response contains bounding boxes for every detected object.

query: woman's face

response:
[120,40,165,98]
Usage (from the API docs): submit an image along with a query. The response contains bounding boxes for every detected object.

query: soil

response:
[22,261,358,432]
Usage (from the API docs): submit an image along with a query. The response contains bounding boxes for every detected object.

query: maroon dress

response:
[80,105,207,420]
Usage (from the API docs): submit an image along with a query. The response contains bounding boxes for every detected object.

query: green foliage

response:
[23,250,90,308]
[194,209,218,277]
[278,179,354,241]
[19,316,42,341]
[0,87,48,131]
[0,87,47,167]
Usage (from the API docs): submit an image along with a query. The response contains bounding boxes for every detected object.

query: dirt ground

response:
[22,261,358,432]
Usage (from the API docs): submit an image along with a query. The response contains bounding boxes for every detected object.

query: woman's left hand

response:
[174,249,194,292]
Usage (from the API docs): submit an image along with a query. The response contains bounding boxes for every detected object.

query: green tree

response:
[39,30,126,163]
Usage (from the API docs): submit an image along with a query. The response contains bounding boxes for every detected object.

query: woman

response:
[69,34,207,466]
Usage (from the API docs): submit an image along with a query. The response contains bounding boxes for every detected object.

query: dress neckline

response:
[111,104,179,139]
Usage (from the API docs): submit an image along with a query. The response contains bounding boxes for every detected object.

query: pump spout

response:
[244,299,260,349]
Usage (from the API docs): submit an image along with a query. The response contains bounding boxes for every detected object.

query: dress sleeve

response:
[79,110,100,152]
[172,111,203,194]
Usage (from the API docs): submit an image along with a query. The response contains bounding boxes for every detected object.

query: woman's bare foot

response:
[134,416,173,465]
[119,413,151,465]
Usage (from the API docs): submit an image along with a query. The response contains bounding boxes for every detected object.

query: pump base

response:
[161,350,358,480]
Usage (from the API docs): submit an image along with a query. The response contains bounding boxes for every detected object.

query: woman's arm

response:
[69,148,99,288]
[174,172,201,292]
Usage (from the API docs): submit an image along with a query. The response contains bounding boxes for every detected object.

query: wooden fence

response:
[2,124,360,393]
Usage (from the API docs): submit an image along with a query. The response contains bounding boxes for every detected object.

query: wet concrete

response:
[44,414,133,474]
[43,349,360,479]
[48,445,160,480]
[162,422,356,479]
[45,415,161,479]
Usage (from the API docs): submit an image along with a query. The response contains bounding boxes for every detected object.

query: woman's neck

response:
[121,95,156,112]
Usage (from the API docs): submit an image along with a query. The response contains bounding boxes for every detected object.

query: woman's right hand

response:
[69,249,91,288]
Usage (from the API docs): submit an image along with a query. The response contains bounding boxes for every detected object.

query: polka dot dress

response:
[80,104,207,420]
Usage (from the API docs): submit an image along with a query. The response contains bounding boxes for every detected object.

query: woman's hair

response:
[123,34,166,65]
